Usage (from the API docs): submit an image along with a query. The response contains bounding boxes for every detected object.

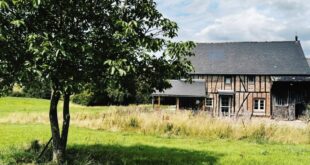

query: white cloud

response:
[155,0,310,56]
[196,8,285,42]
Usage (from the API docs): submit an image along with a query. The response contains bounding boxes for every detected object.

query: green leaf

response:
[55,49,60,57]
[0,34,5,41]
[118,69,126,76]
[10,20,25,27]
[111,67,115,75]
[0,1,9,9]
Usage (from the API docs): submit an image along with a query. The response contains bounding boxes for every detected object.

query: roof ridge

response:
[196,41,296,44]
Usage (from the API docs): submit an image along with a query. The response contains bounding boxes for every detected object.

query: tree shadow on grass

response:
[65,144,223,165]
[6,143,223,165]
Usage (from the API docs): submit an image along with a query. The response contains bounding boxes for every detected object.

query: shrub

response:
[9,91,26,97]
[8,83,50,99]
[71,91,94,106]
[9,84,26,97]
[22,85,51,99]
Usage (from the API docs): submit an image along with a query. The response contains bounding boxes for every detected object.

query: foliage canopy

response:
[0,0,195,162]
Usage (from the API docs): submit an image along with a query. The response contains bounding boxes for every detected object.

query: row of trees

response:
[0,0,195,163]
[9,76,155,105]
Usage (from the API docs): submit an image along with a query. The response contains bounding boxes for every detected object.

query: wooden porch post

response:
[157,96,161,110]
[152,96,154,110]
[176,97,180,111]
[229,105,231,117]
[202,98,206,111]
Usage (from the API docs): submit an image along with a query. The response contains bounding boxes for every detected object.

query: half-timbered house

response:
[153,38,310,120]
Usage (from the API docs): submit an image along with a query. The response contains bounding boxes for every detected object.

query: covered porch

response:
[152,80,207,111]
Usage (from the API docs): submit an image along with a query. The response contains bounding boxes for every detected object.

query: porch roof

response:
[152,80,206,97]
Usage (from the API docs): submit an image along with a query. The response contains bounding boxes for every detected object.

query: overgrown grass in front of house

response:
[1,97,310,145]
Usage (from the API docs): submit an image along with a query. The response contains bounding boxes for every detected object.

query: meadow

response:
[0,97,310,164]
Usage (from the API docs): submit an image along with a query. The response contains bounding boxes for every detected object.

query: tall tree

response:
[0,0,37,95]
[1,0,195,163]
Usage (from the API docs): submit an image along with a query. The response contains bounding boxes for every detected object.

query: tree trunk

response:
[49,90,62,163]
[60,93,70,156]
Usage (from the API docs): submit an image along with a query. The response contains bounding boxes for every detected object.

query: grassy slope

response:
[0,97,310,164]
[0,97,124,117]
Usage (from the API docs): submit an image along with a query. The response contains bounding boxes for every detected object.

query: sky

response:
[155,0,310,57]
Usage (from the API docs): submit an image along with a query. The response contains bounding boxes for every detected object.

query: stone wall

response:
[272,104,296,120]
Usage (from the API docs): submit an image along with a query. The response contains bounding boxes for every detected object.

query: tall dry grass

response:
[1,106,310,144]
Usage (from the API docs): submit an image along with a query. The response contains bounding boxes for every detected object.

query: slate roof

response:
[271,76,310,82]
[152,80,206,97]
[307,58,310,67]
[190,41,310,75]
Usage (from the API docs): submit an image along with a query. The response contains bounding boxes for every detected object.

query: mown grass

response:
[1,97,310,164]
[0,97,152,117]
[1,124,310,165]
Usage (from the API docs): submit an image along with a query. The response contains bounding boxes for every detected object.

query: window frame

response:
[206,98,213,107]
[253,98,265,112]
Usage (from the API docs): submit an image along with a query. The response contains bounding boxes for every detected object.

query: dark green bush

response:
[9,81,51,99]
[23,86,51,99]
[71,91,94,106]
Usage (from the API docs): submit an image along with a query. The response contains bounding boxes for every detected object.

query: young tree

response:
[1,0,195,163]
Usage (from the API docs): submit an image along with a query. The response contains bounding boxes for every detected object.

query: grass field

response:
[0,97,310,165]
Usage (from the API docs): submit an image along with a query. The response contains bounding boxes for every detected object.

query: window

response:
[224,76,232,84]
[248,76,255,84]
[206,98,213,107]
[275,97,288,106]
[254,99,265,112]
[220,97,231,116]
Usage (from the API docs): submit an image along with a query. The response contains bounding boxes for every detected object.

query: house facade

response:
[153,39,310,120]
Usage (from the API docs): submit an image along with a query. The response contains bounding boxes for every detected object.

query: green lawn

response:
[0,97,310,164]
[1,124,310,165]
[0,97,146,117]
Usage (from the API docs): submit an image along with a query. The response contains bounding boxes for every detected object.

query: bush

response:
[9,84,26,97]
[10,91,26,97]
[71,91,94,106]
[9,82,51,99]
[22,86,51,99]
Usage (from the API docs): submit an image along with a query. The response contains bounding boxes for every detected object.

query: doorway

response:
[295,103,306,119]
[220,96,231,116]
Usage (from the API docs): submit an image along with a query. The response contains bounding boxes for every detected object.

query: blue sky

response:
[155,0,310,57]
